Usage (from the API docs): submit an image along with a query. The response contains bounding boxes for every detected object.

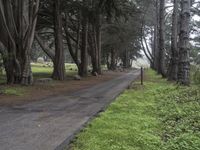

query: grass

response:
[1,87,25,96]
[32,63,53,79]
[0,63,77,96]
[70,69,200,150]
[0,63,77,82]
[32,63,77,79]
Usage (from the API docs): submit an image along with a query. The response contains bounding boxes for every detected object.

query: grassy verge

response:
[70,69,200,150]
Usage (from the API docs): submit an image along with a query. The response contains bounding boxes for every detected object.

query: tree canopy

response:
[0,0,199,85]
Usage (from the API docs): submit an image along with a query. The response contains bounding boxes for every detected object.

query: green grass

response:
[0,63,77,96]
[0,63,78,83]
[70,69,200,150]
[32,64,53,79]
[32,63,77,78]
[1,87,26,96]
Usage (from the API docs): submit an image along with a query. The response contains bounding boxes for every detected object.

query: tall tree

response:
[0,0,40,85]
[158,0,166,77]
[168,0,179,81]
[80,0,89,77]
[52,0,65,80]
[153,0,160,71]
[178,0,191,85]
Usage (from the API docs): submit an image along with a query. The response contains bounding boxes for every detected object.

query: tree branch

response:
[143,36,154,60]
[141,38,153,64]
[35,33,55,61]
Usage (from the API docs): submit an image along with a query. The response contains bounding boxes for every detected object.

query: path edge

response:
[55,71,140,150]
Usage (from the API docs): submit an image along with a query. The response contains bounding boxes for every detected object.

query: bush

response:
[193,66,200,86]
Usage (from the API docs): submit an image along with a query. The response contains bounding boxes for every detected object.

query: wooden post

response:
[141,67,143,85]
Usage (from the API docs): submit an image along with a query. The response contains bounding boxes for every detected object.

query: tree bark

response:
[89,11,102,75]
[79,13,89,77]
[96,13,102,74]
[21,0,39,85]
[178,0,191,85]
[168,0,179,81]
[122,49,131,68]
[89,25,99,75]
[0,0,39,85]
[64,13,82,74]
[52,0,65,80]
[110,48,116,70]
[153,0,160,71]
[158,0,166,77]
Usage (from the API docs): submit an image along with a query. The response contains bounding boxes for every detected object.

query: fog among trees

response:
[0,0,200,86]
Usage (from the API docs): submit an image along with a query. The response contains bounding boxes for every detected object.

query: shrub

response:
[193,66,200,86]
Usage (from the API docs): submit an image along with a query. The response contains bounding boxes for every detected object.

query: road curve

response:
[0,70,140,150]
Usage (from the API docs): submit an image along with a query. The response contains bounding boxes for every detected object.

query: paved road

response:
[0,70,140,150]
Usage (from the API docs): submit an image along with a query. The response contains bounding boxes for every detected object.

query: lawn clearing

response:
[0,63,78,83]
[70,69,200,150]
[32,63,77,79]
[0,63,77,96]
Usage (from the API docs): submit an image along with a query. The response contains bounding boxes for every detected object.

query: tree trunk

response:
[52,0,65,80]
[122,49,131,68]
[96,14,102,74]
[21,0,39,85]
[178,0,191,85]
[158,0,166,77]
[110,48,116,70]
[141,38,153,65]
[80,14,89,77]
[90,12,102,75]
[153,0,160,71]
[21,55,33,85]
[90,25,99,75]
[35,33,55,61]
[168,0,179,81]
[3,55,14,84]
[64,13,82,75]
[0,0,39,85]
[0,0,21,84]
[106,53,111,70]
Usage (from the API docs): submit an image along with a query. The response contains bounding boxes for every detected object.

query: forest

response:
[0,0,199,86]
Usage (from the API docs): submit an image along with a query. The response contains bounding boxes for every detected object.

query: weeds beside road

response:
[70,70,200,150]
